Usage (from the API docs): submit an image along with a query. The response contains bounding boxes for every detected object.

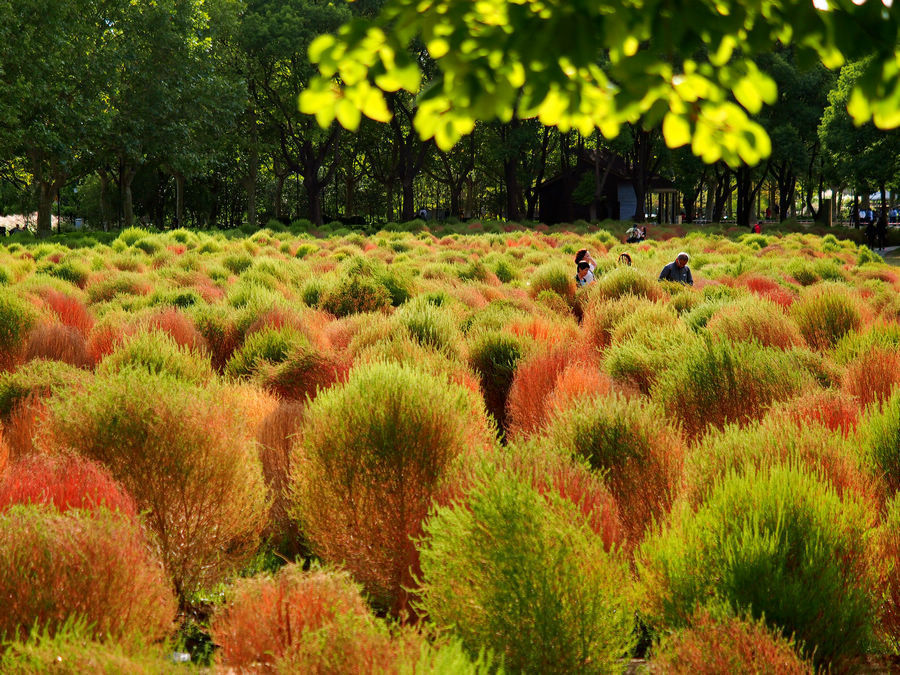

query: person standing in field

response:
[574,249,596,287]
[876,213,888,250]
[658,252,693,285]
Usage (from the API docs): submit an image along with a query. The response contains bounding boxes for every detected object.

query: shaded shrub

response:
[841,345,900,408]
[791,283,862,350]
[604,328,694,395]
[542,394,683,546]
[258,346,349,401]
[0,452,136,519]
[191,304,240,371]
[98,330,213,384]
[23,321,91,368]
[654,610,813,675]
[467,329,525,435]
[638,465,877,668]
[654,337,811,439]
[211,566,419,672]
[581,293,649,350]
[417,469,635,673]
[0,504,175,643]
[291,362,494,615]
[49,370,269,597]
[320,275,391,317]
[706,296,803,349]
[861,389,900,494]
[85,272,151,303]
[0,288,38,371]
[256,401,306,553]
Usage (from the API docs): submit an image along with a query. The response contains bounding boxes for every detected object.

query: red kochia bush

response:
[40,289,94,337]
[0,504,176,643]
[506,345,609,440]
[0,453,137,520]
[24,322,92,368]
[147,307,207,352]
[211,566,414,672]
[841,346,900,408]
[654,611,813,674]
[782,388,860,437]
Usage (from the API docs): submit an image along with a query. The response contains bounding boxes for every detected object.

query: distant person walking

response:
[658,252,693,285]
[876,213,888,250]
[752,222,762,234]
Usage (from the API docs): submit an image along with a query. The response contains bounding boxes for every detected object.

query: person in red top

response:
[752,222,762,234]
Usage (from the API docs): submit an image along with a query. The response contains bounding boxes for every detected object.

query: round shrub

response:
[290,362,494,615]
[654,337,812,439]
[0,504,175,643]
[320,275,392,317]
[541,393,683,546]
[876,494,900,650]
[654,611,813,675]
[591,265,663,301]
[861,389,900,494]
[49,370,269,597]
[682,415,876,509]
[0,452,137,519]
[23,321,91,368]
[0,358,87,419]
[225,325,307,379]
[638,465,877,668]
[0,288,38,370]
[604,328,694,395]
[146,307,207,352]
[97,330,213,384]
[791,283,862,350]
[706,296,803,349]
[416,470,635,674]
[211,566,417,672]
[841,345,900,408]
[258,346,348,401]
[40,289,94,337]
[581,293,651,350]
[529,262,575,304]
[394,298,462,357]
[780,388,860,437]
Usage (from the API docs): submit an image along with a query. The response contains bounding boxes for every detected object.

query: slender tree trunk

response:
[174,172,185,226]
[245,143,258,229]
[98,169,112,231]
[121,164,137,228]
[304,174,324,226]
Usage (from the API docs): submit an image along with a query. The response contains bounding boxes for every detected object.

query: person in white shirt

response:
[574,249,596,287]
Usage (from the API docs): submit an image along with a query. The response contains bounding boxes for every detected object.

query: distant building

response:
[536,151,677,224]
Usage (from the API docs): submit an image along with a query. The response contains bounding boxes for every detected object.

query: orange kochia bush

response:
[211,566,417,672]
[48,369,269,598]
[0,503,175,643]
[290,362,495,616]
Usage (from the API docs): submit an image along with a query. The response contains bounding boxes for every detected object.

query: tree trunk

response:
[98,169,112,231]
[304,174,324,226]
[174,172,185,227]
[121,164,137,228]
[245,143,258,229]
[274,173,286,220]
[401,176,416,222]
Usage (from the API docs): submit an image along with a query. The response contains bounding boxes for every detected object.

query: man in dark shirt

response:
[659,252,693,285]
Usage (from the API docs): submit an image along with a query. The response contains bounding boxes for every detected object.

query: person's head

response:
[618,252,632,266]
[675,252,689,268]
[575,249,588,264]
[577,260,590,278]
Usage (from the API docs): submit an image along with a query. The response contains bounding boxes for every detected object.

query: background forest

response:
[2,0,898,233]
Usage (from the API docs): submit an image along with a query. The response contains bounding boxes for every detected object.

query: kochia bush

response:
[416,470,635,673]
[49,369,269,598]
[291,362,494,615]
[791,283,863,350]
[861,389,900,495]
[0,504,175,643]
[638,465,878,668]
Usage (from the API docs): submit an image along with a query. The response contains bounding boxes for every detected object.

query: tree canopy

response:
[300,0,900,166]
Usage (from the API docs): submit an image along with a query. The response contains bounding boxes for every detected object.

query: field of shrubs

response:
[0,219,898,672]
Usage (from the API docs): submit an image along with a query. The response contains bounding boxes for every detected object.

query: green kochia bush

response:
[225,325,307,379]
[638,465,877,668]
[654,337,811,439]
[291,362,494,616]
[861,390,900,494]
[98,330,213,384]
[417,470,636,674]
[467,329,525,435]
[0,288,38,370]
